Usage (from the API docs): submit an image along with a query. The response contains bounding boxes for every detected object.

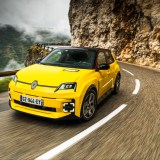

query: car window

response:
[105,50,114,64]
[97,52,106,66]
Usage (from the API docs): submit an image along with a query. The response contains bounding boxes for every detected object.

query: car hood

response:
[16,64,94,86]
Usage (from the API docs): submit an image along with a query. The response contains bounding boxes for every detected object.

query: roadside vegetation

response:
[0,77,11,92]
[0,24,70,70]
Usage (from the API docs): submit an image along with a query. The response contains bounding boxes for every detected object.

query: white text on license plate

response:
[20,96,44,106]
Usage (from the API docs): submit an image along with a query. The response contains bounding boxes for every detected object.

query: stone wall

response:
[69,0,160,68]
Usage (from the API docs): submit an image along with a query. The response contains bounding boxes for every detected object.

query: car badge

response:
[31,80,38,90]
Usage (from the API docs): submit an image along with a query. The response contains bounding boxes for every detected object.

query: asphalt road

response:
[0,62,159,160]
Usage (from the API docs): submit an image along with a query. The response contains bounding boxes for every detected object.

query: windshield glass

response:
[40,49,96,69]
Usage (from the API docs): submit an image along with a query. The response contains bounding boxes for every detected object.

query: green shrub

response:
[0,78,12,92]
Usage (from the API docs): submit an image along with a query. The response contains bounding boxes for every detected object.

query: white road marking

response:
[132,79,140,95]
[122,68,134,76]
[35,104,127,160]
[122,68,140,94]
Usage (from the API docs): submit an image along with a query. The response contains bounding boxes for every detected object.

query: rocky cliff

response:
[69,0,160,68]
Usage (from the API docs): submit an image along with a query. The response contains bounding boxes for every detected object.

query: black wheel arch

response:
[117,71,121,78]
[80,84,97,122]
[87,84,97,97]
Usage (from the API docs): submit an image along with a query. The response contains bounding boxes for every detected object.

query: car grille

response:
[14,100,56,112]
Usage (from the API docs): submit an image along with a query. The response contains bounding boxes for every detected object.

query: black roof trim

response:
[53,46,109,51]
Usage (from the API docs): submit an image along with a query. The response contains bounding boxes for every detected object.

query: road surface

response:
[0,62,159,160]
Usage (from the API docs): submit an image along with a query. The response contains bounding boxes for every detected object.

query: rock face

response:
[69,0,160,68]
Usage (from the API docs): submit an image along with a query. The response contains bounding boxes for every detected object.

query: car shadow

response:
[12,111,81,127]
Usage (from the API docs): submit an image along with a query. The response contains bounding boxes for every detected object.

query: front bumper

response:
[9,81,83,119]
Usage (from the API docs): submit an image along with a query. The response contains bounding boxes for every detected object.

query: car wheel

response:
[113,74,121,94]
[80,89,97,122]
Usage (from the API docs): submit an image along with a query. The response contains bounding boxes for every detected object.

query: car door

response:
[104,49,115,88]
[97,51,112,97]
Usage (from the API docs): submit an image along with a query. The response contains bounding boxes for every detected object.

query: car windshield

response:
[40,49,96,69]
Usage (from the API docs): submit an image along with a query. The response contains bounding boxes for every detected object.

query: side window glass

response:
[97,52,106,66]
[105,50,114,64]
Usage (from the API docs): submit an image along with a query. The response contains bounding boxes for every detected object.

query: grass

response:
[0,77,12,93]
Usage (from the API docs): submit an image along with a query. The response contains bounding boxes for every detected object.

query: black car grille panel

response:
[14,100,56,112]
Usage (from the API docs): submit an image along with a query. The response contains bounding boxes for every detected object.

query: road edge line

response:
[35,104,127,160]
[118,61,160,72]
[122,68,134,76]
[132,79,140,95]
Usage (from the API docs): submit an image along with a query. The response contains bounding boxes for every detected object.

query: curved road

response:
[0,62,160,160]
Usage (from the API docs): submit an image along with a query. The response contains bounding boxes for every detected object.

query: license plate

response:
[20,95,44,106]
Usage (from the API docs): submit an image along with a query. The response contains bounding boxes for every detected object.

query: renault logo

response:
[31,80,38,90]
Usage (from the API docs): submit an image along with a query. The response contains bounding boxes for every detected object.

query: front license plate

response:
[20,96,44,106]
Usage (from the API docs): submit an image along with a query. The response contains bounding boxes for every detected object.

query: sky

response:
[0,0,70,35]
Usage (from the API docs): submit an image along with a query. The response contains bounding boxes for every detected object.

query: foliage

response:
[25,45,50,66]
[0,78,11,92]
[0,25,31,70]
[25,42,71,66]
[0,24,70,70]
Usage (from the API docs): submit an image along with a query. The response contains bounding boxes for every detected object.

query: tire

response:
[113,74,121,94]
[80,89,97,122]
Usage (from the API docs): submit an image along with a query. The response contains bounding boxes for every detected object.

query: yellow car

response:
[9,47,121,121]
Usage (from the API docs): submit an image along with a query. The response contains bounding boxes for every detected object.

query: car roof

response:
[53,46,109,52]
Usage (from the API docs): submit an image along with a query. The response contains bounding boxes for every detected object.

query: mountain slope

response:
[69,0,160,69]
[0,24,70,70]
[0,25,30,70]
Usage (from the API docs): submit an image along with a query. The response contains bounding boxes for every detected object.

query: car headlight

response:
[55,83,77,92]
[13,75,18,83]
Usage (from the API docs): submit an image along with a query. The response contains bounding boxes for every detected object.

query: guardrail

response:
[0,70,19,77]
[36,43,71,51]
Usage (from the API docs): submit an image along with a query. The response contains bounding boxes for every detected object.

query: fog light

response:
[63,102,75,113]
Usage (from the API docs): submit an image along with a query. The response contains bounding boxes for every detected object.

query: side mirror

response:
[36,57,43,63]
[98,63,110,70]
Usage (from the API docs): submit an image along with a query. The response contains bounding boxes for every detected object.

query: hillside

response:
[0,24,70,70]
[0,25,30,70]
[69,0,160,69]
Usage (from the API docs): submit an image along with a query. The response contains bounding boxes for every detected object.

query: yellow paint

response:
[9,60,120,119]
